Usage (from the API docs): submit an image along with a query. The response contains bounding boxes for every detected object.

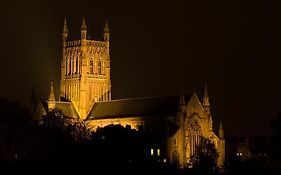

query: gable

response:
[186,92,205,117]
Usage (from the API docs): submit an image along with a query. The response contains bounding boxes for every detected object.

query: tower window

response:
[68,58,71,74]
[98,59,102,75]
[90,58,94,74]
[75,57,78,73]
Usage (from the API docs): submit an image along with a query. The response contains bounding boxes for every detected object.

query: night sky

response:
[0,0,281,136]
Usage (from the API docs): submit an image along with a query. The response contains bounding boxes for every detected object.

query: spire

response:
[104,18,110,33]
[202,82,210,107]
[48,82,56,110]
[48,82,55,102]
[103,18,110,42]
[63,17,68,33]
[81,16,87,31]
[219,120,224,139]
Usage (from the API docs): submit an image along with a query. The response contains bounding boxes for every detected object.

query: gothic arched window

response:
[75,57,78,74]
[68,58,71,74]
[98,59,102,75]
[90,58,94,74]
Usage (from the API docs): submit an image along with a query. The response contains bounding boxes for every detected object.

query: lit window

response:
[163,158,167,163]
[150,149,154,156]
[90,58,94,74]
[237,152,240,156]
[240,153,243,156]
[98,59,102,75]
[157,149,160,156]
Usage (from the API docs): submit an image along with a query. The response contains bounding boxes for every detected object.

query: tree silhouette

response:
[42,109,91,141]
[191,137,219,174]
[0,99,32,160]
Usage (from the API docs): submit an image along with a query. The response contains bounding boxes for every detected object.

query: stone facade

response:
[43,17,225,168]
[60,17,111,119]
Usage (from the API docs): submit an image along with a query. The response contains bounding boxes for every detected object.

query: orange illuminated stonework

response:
[38,17,225,168]
[60,17,111,119]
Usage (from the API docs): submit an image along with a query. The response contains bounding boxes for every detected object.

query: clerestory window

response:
[90,58,94,74]
[98,59,102,75]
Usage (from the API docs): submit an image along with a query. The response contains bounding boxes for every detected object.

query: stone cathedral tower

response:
[60,17,111,119]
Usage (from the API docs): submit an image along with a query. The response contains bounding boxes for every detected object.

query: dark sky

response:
[0,0,281,136]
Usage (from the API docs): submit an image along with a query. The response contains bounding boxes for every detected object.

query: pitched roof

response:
[41,100,79,119]
[55,102,80,119]
[87,95,191,120]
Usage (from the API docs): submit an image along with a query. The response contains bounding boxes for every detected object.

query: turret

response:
[103,18,110,42]
[48,82,56,110]
[81,16,87,41]
[219,120,224,139]
[202,82,210,110]
[104,18,111,100]
[202,83,213,131]
[177,94,186,123]
[79,16,88,119]
[61,18,68,98]
[62,17,68,43]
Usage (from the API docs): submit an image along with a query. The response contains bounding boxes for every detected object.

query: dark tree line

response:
[0,98,230,174]
[0,99,164,172]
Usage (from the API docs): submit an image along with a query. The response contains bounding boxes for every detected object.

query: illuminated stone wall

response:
[60,18,111,119]
[165,92,225,168]
[86,117,144,131]
[84,92,225,168]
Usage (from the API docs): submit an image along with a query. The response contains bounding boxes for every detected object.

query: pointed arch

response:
[68,57,71,75]
[98,58,102,75]
[90,58,94,74]
[186,113,203,158]
[75,56,78,74]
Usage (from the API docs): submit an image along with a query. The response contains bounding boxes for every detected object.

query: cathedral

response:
[38,17,225,168]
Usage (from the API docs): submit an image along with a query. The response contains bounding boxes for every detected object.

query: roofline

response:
[44,100,72,104]
[87,113,176,120]
[95,94,192,104]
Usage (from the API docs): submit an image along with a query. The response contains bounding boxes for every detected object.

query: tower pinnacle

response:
[48,82,56,110]
[81,16,87,30]
[63,17,68,33]
[103,18,110,42]
[203,82,210,107]
[81,16,87,41]
[104,18,110,33]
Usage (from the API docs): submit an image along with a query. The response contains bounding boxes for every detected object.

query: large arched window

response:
[90,58,94,74]
[68,58,71,75]
[187,114,202,158]
[75,57,78,74]
[98,59,102,75]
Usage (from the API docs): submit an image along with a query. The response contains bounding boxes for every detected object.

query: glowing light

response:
[157,149,160,156]
[151,149,154,156]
